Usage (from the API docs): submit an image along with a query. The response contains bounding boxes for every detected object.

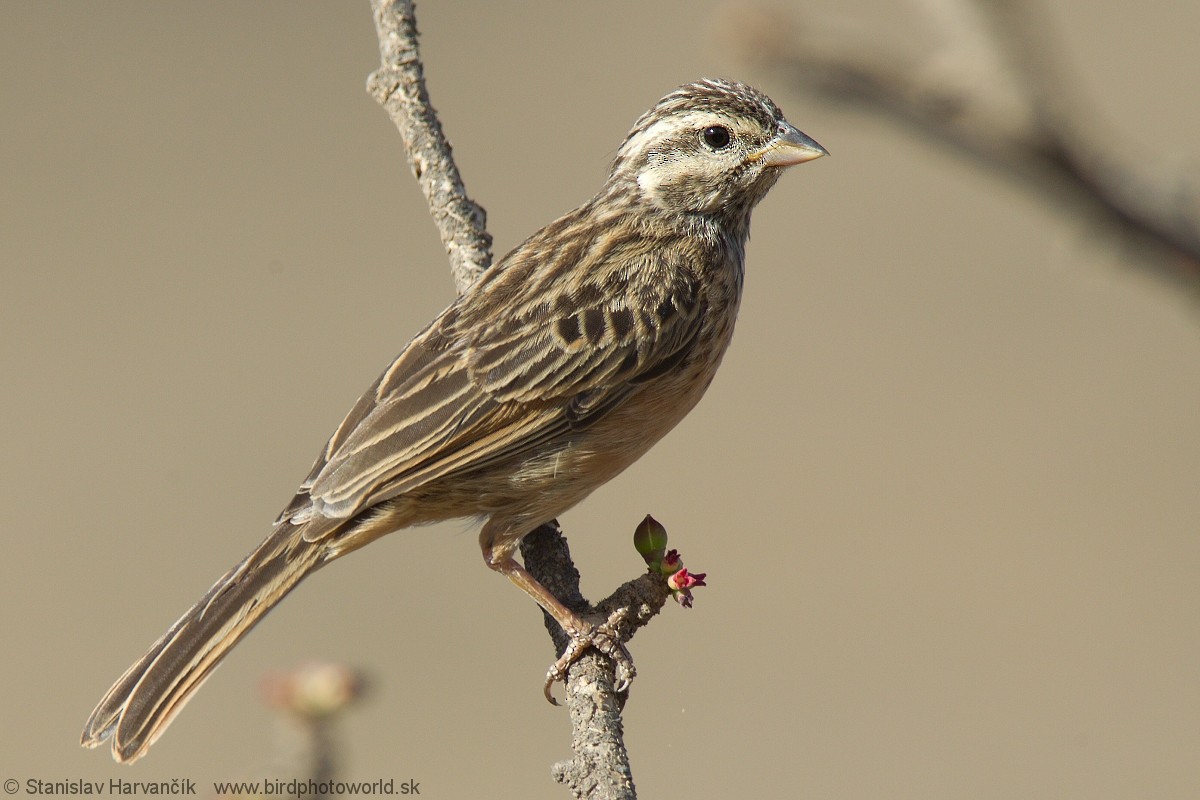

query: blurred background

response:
[2,2,1198,797]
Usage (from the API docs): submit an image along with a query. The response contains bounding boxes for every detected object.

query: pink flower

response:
[667,567,707,608]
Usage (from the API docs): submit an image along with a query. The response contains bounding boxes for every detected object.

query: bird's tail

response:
[81,523,324,763]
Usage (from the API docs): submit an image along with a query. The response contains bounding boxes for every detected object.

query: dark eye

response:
[701,125,731,150]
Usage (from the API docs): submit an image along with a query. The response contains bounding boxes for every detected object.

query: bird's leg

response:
[482,539,634,703]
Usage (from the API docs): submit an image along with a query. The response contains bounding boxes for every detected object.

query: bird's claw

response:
[543,608,635,704]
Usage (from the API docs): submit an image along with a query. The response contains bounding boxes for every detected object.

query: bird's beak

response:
[750,125,829,167]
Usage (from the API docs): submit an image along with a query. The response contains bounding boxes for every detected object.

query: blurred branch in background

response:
[258,663,367,800]
[719,0,1200,297]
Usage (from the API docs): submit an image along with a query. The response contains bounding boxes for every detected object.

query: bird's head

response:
[609,78,827,221]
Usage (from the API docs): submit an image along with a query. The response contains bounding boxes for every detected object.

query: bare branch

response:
[720,0,1200,295]
[522,526,672,800]
[366,0,492,291]
[364,4,672,795]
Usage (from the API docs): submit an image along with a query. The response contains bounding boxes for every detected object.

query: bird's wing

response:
[279,235,706,529]
[463,251,705,409]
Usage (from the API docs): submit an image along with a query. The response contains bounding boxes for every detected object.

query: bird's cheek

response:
[636,168,665,198]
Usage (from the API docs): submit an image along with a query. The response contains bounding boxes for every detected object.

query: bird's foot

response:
[543,607,634,704]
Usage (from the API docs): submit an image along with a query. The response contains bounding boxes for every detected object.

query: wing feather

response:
[280,222,708,529]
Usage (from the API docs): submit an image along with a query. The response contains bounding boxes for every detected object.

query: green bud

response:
[633,514,668,567]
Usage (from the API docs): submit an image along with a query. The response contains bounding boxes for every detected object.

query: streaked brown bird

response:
[81,78,826,763]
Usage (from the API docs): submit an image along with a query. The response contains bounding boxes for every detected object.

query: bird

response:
[81,78,827,763]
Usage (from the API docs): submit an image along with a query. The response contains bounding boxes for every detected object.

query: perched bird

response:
[81,78,826,763]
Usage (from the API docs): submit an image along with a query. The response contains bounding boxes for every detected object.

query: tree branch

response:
[521,525,672,800]
[364,3,674,795]
[366,0,491,292]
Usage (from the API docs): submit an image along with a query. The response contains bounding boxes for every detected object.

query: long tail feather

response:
[81,523,324,763]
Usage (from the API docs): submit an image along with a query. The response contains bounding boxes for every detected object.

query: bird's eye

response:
[701,125,732,150]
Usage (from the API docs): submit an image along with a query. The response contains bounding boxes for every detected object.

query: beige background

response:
[3,2,1198,797]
